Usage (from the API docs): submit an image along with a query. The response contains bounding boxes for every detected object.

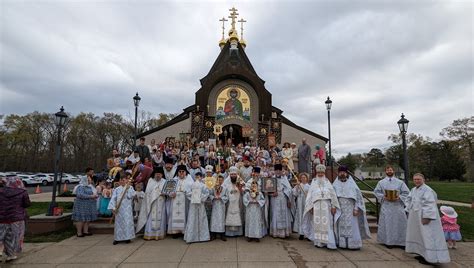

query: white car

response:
[32,174,54,186]
[18,175,42,187]
[61,173,80,184]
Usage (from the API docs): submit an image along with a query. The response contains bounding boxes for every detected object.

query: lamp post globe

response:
[398,113,410,185]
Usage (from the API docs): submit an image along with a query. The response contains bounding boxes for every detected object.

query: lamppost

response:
[47,106,68,216]
[397,113,410,185]
[224,130,228,148]
[133,92,141,147]
[325,96,333,180]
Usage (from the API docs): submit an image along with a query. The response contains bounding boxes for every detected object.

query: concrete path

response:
[4,234,473,268]
[29,192,75,202]
[360,190,472,208]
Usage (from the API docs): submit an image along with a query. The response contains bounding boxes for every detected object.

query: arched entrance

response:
[219,124,248,146]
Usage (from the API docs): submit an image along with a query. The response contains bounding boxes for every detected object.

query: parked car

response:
[18,175,42,187]
[61,173,80,184]
[32,174,53,186]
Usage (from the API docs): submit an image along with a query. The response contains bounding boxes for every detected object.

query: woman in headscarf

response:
[0,176,30,262]
[72,167,98,237]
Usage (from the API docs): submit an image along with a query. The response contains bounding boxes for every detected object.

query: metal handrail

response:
[333,161,380,221]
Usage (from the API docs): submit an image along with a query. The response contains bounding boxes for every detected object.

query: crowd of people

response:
[0,137,462,265]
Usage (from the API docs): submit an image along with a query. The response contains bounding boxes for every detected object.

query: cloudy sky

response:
[1,0,472,157]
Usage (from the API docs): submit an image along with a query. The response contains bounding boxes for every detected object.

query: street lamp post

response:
[397,113,410,185]
[47,106,68,216]
[133,92,141,147]
[325,97,333,180]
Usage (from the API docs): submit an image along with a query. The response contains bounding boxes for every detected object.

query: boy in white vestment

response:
[108,174,136,245]
[210,175,229,241]
[243,180,266,242]
[184,172,210,243]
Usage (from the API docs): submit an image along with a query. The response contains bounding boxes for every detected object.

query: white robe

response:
[166,175,194,234]
[108,185,136,241]
[405,184,450,263]
[243,191,266,238]
[184,181,210,243]
[333,177,371,249]
[292,183,310,235]
[302,177,341,249]
[209,186,229,233]
[136,178,167,240]
[374,177,410,246]
[269,176,293,238]
[224,182,244,236]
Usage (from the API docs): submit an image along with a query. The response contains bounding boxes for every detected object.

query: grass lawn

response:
[27,202,74,217]
[356,180,474,204]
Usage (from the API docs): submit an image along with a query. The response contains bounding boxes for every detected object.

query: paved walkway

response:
[4,234,473,267]
[360,190,472,208]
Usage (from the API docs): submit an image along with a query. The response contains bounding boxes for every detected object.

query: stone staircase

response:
[89,214,379,235]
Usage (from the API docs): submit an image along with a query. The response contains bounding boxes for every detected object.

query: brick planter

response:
[26,213,73,235]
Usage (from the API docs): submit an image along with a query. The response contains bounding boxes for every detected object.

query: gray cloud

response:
[0,1,472,157]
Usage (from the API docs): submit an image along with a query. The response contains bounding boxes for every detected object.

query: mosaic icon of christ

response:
[224,88,243,116]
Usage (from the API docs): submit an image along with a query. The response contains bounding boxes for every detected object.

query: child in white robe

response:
[108,174,136,245]
[184,172,210,243]
[210,175,229,241]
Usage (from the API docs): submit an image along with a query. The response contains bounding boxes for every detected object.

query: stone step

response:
[369,222,378,233]
[88,222,114,234]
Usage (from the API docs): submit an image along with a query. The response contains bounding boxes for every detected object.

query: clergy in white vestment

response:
[405,173,450,264]
[224,167,245,237]
[108,175,136,245]
[302,164,341,249]
[209,175,229,241]
[243,180,266,242]
[373,165,410,247]
[163,157,177,180]
[292,172,310,240]
[239,156,253,182]
[184,172,210,243]
[166,164,193,237]
[136,167,167,240]
[333,166,371,249]
[268,164,293,238]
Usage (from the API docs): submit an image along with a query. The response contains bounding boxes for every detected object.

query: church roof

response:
[137,105,195,138]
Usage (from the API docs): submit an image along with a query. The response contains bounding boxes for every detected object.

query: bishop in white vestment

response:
[224,170,244,237]
[405,173,450,264]
[302,165,340,249]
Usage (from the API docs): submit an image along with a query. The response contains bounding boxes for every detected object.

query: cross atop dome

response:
[218,7,247,49]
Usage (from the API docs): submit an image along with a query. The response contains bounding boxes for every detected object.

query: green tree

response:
[365,148,385,167]
[338,153,359,172]
[433,141,466,181]
[440,117,474,182]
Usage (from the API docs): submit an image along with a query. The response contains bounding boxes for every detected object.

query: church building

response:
[138,8,327,150]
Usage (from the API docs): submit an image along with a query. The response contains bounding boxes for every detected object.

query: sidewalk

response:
[4,234,473,267]
[29,192,75,202]
[360,190,472,208]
